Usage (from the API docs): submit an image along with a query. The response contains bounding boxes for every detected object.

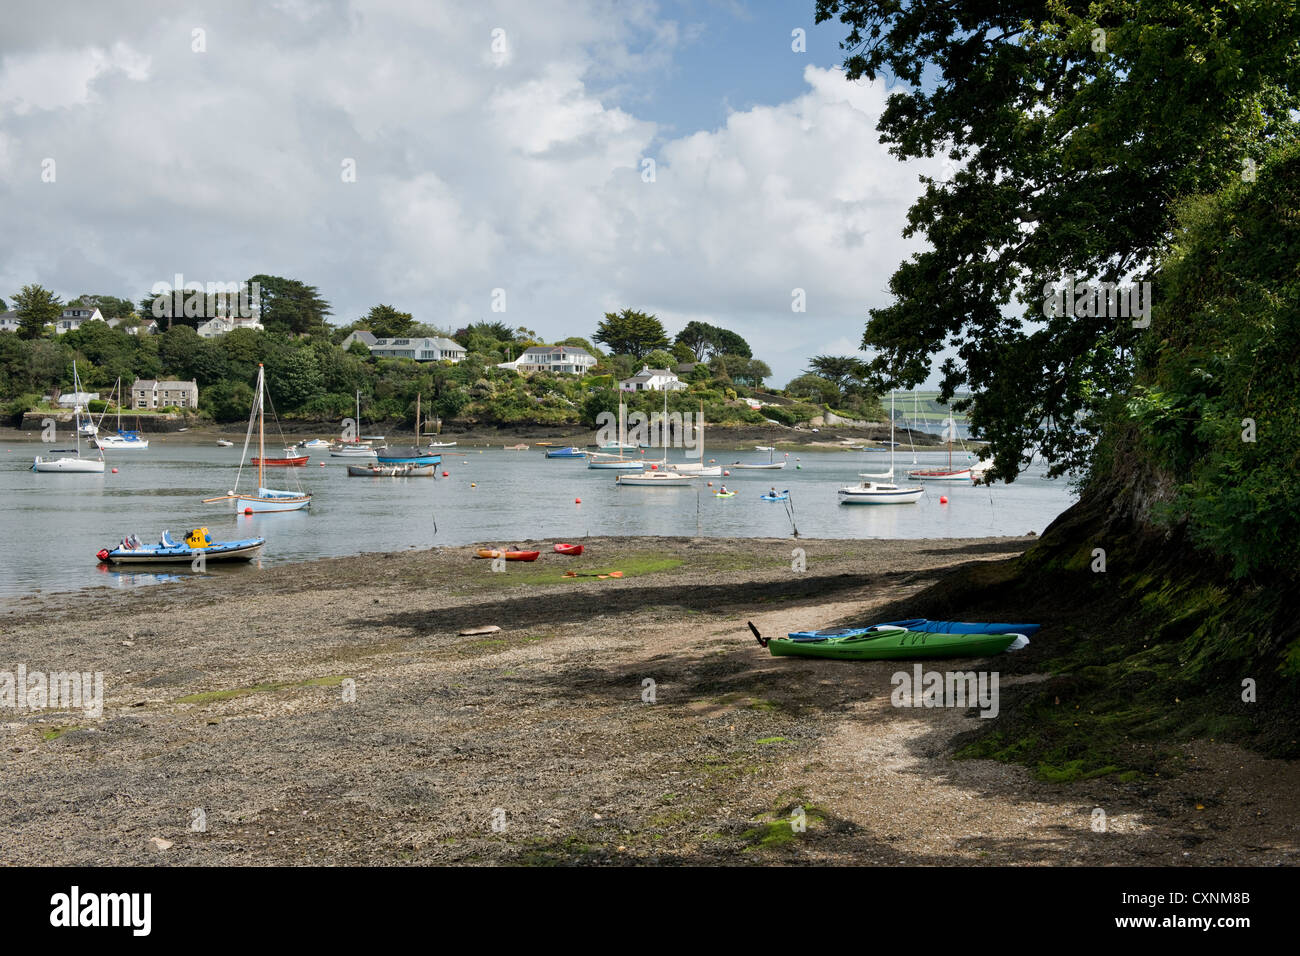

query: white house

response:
[341,330,377,350]
[499,345,596,375]
[370,336,466,362]
[619,366,687,392]
[196,315,264,338]
[0,310,19,333]
[132,379,199,410]
[57,391,100,408]
[107,317,158,336]
[55,303,104,334]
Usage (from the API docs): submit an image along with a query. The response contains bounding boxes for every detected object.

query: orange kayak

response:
[475,549,540,561]
[553,543,584,556]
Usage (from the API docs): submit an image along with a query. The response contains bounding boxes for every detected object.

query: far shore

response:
[1,420,963,453]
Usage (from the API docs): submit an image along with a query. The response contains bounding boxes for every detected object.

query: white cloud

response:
[0,3,938,385]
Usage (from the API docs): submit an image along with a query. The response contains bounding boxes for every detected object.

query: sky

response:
[0,0,945,386]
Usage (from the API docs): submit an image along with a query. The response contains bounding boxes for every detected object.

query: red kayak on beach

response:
[554,543,584,556]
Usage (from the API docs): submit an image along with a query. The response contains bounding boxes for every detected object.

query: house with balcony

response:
[369,336,466,362]
[498,345,596,376]
[55,303,105,334]
[131,379,200,410]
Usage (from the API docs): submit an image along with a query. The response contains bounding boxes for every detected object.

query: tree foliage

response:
[816,0,1300,480]
[594,309,669,359]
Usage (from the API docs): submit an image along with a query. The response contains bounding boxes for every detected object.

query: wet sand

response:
[2,535,1295,865]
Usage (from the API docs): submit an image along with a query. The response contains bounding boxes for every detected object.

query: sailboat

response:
[33,362,106,474]
[588,401,645,470]
[376,393,442,465]
[907,414,972,481]
[616,391,698,487]
[839,389,924,504]
[94,379,149,449]
[666,402,721,477]
[203,364,311,512]
[731,445,787,470]
[330,391,383,457]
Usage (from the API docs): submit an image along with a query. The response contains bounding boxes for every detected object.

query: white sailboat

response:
[204,364,311,513]
[666,402,721,477]
[330,391,382,456]
[33,362,106,474]
[616,392,698,487]
[839,390,923,505]
[94,378,149,449]
[588,401,646,470]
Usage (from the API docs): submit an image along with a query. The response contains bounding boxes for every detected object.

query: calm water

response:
[0,439,1074,600]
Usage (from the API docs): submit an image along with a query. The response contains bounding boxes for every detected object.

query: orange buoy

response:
[940,495,949,504]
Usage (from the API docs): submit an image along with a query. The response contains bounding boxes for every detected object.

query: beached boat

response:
[96,529,265,565]
[474,549,540,561]
[34,362,105,474]
[553,543,584,555]
[752,623,1029,660]
[789,619,1041,640]
[202,365,312,513]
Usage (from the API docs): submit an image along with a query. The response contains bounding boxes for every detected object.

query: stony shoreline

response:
[2,534,1293,866]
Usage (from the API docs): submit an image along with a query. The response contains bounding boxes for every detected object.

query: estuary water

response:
[0,439,1075,600]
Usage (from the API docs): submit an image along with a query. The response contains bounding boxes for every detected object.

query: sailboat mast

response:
[257,364,265,489]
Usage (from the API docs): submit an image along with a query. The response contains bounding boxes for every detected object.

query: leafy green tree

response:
[815,0,1300,480]
[643,349,677,369]
[11,285,62,339]
[364,304,415,338]
[249,275,331,336]
[786,372,839,406]
[594,309,669,359]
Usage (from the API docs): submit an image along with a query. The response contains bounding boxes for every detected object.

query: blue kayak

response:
[788,618,1040,642]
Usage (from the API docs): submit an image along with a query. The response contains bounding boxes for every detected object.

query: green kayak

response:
[765,626,1027,660]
